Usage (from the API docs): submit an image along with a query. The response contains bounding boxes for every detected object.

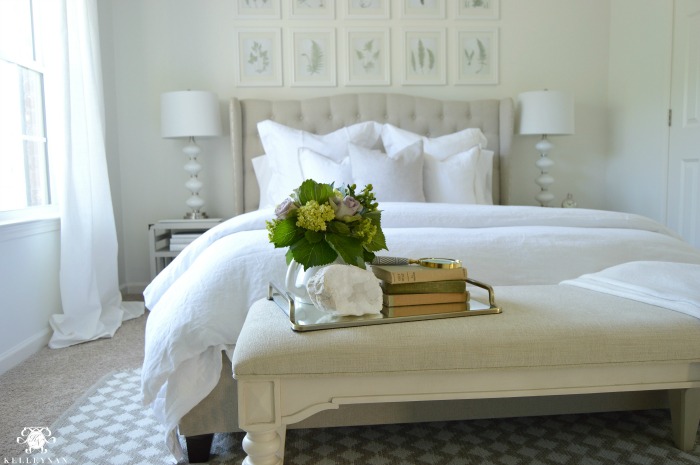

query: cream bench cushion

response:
[231,285,700,464]
[233,285,700,378]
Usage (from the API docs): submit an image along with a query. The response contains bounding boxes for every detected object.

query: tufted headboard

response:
[229,93,514,215]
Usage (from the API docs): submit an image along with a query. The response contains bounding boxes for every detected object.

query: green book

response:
[379,280,467,295]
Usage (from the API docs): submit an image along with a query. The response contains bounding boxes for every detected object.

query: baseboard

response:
[0,328,51,376]
[121,282,147,297]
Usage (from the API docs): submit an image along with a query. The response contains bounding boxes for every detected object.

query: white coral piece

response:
[306,264,383,316]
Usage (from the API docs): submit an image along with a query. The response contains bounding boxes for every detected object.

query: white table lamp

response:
[161,90,223,219]
[516,90,575,207]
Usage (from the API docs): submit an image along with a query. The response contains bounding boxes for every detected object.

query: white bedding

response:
[141,203,700,459]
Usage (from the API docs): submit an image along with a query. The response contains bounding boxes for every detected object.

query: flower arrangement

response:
[267,179,387,270]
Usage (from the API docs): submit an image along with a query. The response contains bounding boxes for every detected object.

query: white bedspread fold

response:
[560,261,700,320]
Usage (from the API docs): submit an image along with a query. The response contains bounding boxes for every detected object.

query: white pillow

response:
[257,120,382,203]
[349,140,425,202]
[251,155,275,209]
[299,148,352,187]
[476,149,494,205]
[381,124,488,160]
[424,146,481,204]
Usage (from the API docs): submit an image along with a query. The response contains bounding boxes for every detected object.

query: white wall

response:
[0,220,60,375]
[99,0,615,293]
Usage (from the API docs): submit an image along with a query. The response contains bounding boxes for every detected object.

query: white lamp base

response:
[182,137,208,219]
[534,136,555,207]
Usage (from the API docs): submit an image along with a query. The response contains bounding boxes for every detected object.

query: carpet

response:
[10,368,700,465]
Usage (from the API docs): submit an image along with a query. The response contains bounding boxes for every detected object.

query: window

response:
[0,0,52,217]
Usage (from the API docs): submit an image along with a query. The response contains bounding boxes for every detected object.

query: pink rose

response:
[330,195,361,221]
[275,198,298,219]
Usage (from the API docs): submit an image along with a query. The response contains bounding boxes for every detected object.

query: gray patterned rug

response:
[11,369,700,465]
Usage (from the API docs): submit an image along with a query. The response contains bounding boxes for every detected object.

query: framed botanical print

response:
[455,28,499,85]
[345,0,390,19]
[402,28,446,86]
[400,0,445,19]
[457,0,500,20]
[290,29,336,87]
[290,0,335,19]
[346,28,390,86]
[235,29,283,87]
[233,0,281,19]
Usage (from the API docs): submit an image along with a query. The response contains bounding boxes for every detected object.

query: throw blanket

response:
[561,261,700,320]
[140,203,700,460]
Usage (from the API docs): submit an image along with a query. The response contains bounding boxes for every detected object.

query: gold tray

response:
[268,278,502,332]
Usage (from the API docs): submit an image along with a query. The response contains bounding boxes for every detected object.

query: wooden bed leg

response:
[185,433,214,463]
[242,428,284,465]
[668,388,700,451]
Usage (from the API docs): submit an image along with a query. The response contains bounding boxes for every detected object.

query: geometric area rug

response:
[10,368,700,465]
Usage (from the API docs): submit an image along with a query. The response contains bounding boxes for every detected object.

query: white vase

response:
[284,260,325,305]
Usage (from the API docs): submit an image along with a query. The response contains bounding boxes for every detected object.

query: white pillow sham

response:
[251,155,275,209]
[381,124,488,161]
[298,148,352,187]
[257,120,382,204]
[349,140,425,202]
[476,149,495,205]
[424,146,481,204]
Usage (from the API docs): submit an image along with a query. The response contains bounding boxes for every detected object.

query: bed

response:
[142,93,700,463]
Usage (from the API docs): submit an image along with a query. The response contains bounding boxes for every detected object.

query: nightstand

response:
[148,218,223,280]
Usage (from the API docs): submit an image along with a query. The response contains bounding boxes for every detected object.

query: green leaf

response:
[364,226,387,253]
[270,218,302,247]
[327,220,350,235]
[305,230,324,244]
[297,179,335,205]
[289,237,337,270]
[326,233,365,268]
[427,49,435,70]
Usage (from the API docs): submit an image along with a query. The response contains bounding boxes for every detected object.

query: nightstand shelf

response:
[148,218,223,280]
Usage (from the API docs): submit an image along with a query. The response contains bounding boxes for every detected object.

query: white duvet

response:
[141,203,700,459]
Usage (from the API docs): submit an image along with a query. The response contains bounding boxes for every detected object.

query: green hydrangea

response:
[295,200,335,232]
[353,217,377,247]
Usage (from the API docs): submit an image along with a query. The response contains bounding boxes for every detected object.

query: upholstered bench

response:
[232,285,700,465]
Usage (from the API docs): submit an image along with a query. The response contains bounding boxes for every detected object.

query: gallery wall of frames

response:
[233,0,500,88]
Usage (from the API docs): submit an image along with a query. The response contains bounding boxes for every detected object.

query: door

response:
[668,0,700,248]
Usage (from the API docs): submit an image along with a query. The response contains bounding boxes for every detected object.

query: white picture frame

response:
[235,28,283,87]
[455,28,499,85]
[402,28,446,86]
[344,0,390,19]
[400,0,445,19]
[345,28,390,86]
[457,0,500,20]
[290,28,336,87]
[233,0,281,19]
[290,0,335,19]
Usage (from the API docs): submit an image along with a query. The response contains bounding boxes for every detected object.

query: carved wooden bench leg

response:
[668,388,700,451]
[185,433,214,463]
[242,428,285,465]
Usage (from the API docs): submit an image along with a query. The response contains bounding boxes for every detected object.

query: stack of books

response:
[169,232,206,252]
[371,264,469,317]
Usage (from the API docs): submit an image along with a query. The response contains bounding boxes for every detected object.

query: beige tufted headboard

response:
[229,93,514,215]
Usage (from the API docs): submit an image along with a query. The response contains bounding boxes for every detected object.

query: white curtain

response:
[44,0,143,349]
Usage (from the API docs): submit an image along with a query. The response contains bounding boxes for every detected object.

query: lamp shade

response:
[161,90,223,139]
[516,90,575,136]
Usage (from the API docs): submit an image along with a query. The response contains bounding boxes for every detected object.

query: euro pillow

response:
[299,148,352,187]
[257,120,382,204]
[349,140,425,202]
[381,124,488,161]
[424,146,481,204]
